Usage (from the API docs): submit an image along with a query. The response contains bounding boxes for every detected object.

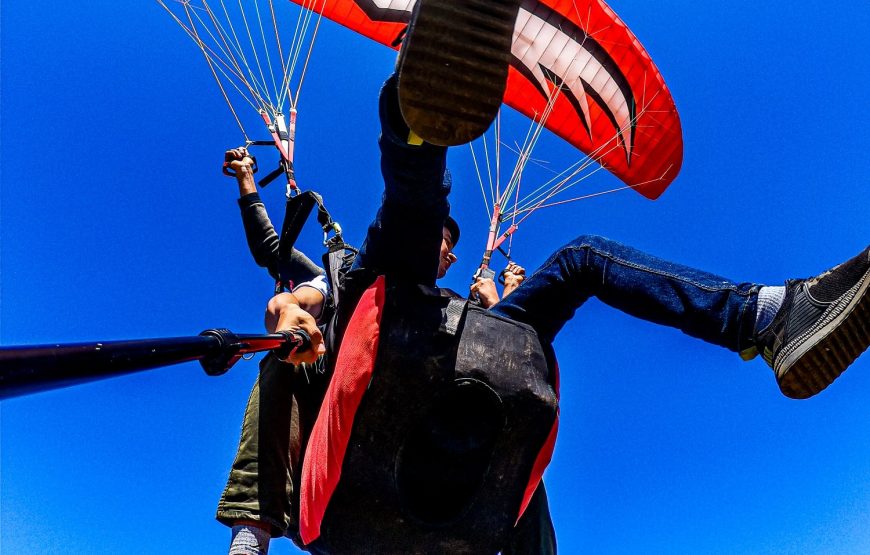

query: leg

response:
[491,234,759,353]
[493,236,870,398]
[396,0,522,145]
[349,74,451,287]
[216,355,301,537]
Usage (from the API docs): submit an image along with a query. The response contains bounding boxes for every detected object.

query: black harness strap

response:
[271,188,357,309]
[278,191,319,261]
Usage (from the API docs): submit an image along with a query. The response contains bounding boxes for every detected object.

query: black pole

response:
[0,329,308,400]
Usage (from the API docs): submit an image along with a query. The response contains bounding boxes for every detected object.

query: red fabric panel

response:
[507,0,683,198]
[516,361,560,523]
[515,414,559,523]
[299,276,387,545]
[288,0,682,197]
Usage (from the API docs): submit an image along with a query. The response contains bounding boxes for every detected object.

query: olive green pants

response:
[216,354,327,540]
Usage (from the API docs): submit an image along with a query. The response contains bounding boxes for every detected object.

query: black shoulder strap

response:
[278,191,319,261]
[274,189,356,299]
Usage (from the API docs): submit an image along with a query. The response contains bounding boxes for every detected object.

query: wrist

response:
[236,172,257,195]
[235,168,256,183]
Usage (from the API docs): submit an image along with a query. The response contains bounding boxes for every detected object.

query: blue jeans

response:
[358,74,761,354]
[490,236,759,352]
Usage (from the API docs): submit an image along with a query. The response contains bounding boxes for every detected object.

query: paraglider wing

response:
[289,0,683,198]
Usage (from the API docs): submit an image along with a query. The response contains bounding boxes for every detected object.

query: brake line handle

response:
[222,152,258,177]
[472,266,497,284]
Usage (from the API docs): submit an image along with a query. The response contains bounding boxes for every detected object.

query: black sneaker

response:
[396,0,522,146]
[756,246,870,399]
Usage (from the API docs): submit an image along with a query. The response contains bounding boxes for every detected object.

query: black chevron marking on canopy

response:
[351,0,637,164]
[540,66,592,139]
[512,0,637,164]
[353,0,413,24]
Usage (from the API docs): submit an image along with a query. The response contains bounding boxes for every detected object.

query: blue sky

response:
[2,1,869,553]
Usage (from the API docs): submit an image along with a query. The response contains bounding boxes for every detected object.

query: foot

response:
[756,246,870,399]
[229,522,271,555]
[396,0,522,146]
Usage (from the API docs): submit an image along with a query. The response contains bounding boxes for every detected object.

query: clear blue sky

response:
[2,2,869,554]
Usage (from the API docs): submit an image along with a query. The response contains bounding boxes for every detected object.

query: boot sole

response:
[397,0,522,146]
[777,268,870,399]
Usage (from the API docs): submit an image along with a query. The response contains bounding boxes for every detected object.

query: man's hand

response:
[265,293,325,365]
[225,147,256,174]
[501,262,526,297]
[471,277,500,308]
[225,147,258,196]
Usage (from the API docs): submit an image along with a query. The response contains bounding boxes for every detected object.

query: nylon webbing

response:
[440,297,467,336]
[278,190,318,260]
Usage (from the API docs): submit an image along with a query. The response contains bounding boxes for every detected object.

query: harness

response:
[274,189,357,300]
[298,279,559,554]
[238,187,559,554]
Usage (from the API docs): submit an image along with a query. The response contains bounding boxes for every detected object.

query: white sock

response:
[229,524,270,555]
[755,286,785,333]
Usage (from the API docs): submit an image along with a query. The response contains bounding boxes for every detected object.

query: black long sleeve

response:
[238,192,324,284]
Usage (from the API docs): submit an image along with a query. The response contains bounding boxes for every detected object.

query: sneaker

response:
[396,0,522,146]
[756,246,870,399]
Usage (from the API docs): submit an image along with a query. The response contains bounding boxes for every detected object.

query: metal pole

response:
[0,329,305,400]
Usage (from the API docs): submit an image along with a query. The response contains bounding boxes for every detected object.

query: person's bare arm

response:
[288,284,327,321]
[265,292,326,364]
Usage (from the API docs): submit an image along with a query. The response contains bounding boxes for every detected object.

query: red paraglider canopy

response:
[289,0,683,198]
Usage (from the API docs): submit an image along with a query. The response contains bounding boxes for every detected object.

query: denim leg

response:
[350,74,450,287]
[491,235,760,353]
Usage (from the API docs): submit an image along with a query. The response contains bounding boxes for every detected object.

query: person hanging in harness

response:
[219,2,869,553]
[216,1,870,552]
[216,144,545,555]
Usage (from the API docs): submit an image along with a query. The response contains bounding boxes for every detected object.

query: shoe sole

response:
[397,0,522,146]
[777,268,870,399]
